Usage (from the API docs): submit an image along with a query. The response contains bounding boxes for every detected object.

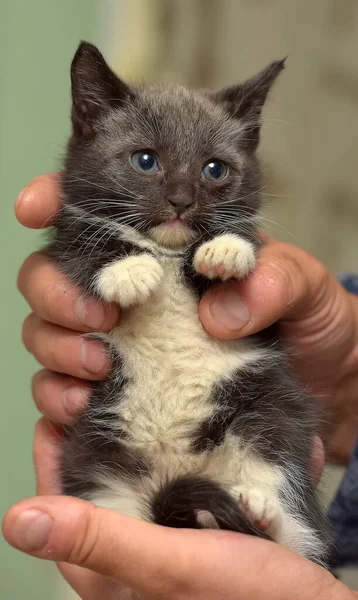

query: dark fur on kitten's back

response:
[47,42,332,565]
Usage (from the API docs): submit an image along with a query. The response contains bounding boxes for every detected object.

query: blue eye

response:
[130,151,160,174]
[202,159,227,181]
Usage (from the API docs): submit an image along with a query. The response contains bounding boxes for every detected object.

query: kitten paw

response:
[96,254,164,307]
[231,485,280,532]
[193,235,256,280]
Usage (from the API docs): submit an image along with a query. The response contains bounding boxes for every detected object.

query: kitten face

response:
[79,87,248,248]
[63,43,284,248]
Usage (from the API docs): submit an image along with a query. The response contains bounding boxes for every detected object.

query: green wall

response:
[0,1,98,597]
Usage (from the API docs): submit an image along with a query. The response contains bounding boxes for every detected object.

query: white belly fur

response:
[92,257,278,502]
[108,257,264,459]
[89,257,324,561]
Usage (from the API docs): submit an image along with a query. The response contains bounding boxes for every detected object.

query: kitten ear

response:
[213,59,286,152]
[71,41,134,137]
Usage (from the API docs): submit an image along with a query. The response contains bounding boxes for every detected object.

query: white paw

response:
[193,235,256,281]
[231,485,280,532]
[96,254,164,307]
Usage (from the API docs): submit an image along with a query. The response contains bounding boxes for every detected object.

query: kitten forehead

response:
[99,83,246,163]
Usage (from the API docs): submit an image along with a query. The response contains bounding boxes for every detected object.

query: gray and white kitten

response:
[48,42,331,566]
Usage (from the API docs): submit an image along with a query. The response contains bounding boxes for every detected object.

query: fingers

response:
[32,370,89,424]
[199,238,325,340]
[33,418,63,495]
[15,173,62,229]
[3,497,350,600]
[18,252,119,333]
[22,314,110,380]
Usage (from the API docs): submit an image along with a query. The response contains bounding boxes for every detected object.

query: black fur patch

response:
[61,350,150,497]
[151,474,270,538]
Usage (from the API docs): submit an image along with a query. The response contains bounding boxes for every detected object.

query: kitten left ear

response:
[212,59,286,152]
[70,41,135,137]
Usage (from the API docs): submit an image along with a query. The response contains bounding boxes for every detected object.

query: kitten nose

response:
[167,194,194,216]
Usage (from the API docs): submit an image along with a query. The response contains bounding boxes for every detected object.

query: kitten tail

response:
[151,474,271,538]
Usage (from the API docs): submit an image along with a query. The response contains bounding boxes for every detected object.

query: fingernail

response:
[209,288,251,331]
[75,297,105,329]
[12,510,53,551]
[62,386,88,416]
[80,339,108,374]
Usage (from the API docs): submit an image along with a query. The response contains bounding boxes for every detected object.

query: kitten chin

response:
[148,223,198,248]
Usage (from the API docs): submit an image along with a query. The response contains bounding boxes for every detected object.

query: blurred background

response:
[1,0,357,597]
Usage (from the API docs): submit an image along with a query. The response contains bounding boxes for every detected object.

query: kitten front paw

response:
[193,235,256,281]
[231,485,281,532]
[96,254,164,307]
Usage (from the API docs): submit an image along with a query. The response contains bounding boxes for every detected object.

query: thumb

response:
[2,496,190,598]
[198,239,358,384]
[199,238,340,340]
[3,496,354,600]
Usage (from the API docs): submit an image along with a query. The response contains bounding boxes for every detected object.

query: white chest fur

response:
[107,257,263,460]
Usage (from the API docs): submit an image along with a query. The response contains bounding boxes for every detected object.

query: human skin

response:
[2,173,358,598]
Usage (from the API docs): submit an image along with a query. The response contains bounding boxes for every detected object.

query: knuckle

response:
[17,252,41,295]
[47,333,62,369]
[258,260,292,308]
[48,333,81,376]
[262,241,336,325]
[33,418,50,469]
[67,503,100,566]
[263,249,307,312]
[34,416,46,440]
[31,370,47,410]
[22,313,36,351]
[279,253,304,307]
[23,315,60,370]
[40,280,61,322]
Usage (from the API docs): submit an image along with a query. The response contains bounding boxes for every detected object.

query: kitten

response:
[47,41,331,565]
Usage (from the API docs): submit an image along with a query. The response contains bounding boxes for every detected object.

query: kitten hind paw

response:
[96,254,164,307]
[193,235,256,281]
[231,485,280,532]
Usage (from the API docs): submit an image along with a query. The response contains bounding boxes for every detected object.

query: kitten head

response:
[63,41,284,248]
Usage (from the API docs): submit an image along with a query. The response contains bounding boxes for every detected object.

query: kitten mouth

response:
[148,220,198,248]
[166,217,188,227]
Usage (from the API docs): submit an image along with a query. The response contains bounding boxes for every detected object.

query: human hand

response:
[16,173,119,424]
[16,173,358,463]
[11,173,358,598]
[2,422,354,600]
[199,239,358,464]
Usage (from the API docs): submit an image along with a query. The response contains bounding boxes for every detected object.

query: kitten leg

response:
[96,254,164,307]
[230,479,326,562]
[231,485,281,533]
[193,234,256,281]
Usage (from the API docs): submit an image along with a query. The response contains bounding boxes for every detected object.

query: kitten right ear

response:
[212,59,286,152]
[71,41,134,137]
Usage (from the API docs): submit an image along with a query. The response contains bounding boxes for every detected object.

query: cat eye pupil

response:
[130,151,160,174]
[139,153,155,170]
[202,160,227,181]
[208,162,223,178]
